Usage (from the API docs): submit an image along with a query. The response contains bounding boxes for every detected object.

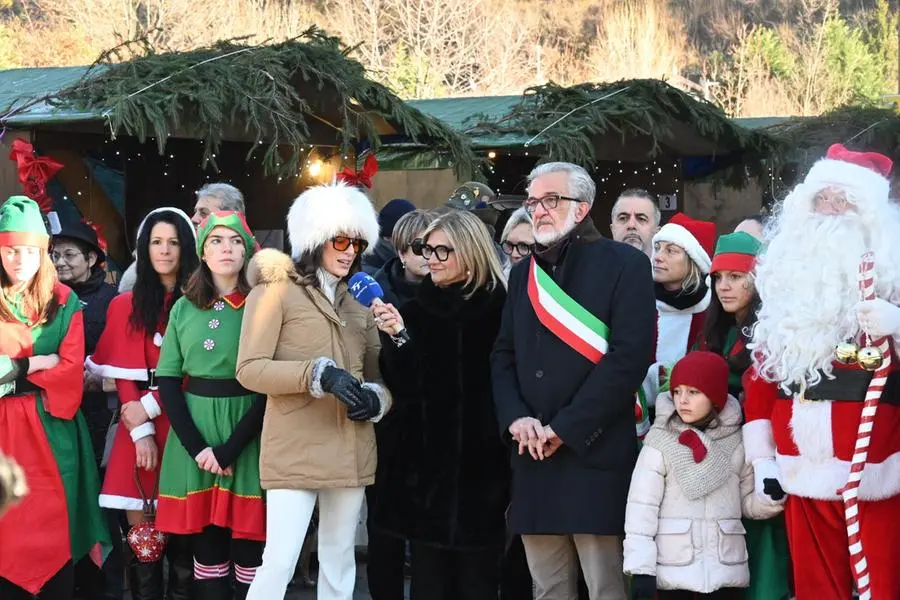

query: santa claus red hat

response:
[799,144,893,211]
[652,213,716,274]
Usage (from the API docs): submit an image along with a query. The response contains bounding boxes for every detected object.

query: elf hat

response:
[0,196,50,249]
[197,210,260,258]
[795,144,893,213]
[652,213,716,274]
[670,351,729,412]
[710,232,762,274]
[287,182,379,259]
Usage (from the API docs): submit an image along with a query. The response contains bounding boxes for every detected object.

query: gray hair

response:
[197,183,245,213]
[526,162,596,206]
[501,206,532,242]
[612,189,661,226]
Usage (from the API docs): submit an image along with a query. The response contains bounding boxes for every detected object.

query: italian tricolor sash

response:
[527,257,610,364]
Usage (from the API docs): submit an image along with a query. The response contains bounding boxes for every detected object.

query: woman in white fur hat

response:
[236,183,391,600]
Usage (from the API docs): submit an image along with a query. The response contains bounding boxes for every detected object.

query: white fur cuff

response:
[309,358,336,398]
[742,419,776,465]
[140,392,162,420]
[362,382,390,423]
[130,422,156,442]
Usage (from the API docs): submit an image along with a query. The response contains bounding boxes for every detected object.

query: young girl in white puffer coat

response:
[623,351,785,599]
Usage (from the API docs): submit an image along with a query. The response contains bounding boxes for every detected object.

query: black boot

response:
[193,577,232,600]
[127,552,164,600]
[234,581,250,600]
[165,535,194,600]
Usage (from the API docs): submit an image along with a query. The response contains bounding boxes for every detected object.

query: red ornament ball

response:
[127,521,167,563]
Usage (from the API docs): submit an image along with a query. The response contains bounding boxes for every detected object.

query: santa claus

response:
[743,144,900,600]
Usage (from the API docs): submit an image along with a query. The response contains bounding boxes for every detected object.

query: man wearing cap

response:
[745,145,900,599]
[492,162,655,600]
[363,198,415,276]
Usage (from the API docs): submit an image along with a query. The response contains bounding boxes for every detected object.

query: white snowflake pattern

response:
[213,301,225,311]
[139,546,153,558]
[154,532,167,544]
[128,531,140,545]
[203,339,216,351]
[208,319,220,329]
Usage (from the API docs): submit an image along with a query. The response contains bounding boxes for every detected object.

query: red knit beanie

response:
[670,351,729,413]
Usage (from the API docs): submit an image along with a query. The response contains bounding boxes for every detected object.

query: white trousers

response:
[246,487,366,600]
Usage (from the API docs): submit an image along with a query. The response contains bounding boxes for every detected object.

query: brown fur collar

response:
[247,248,300,287]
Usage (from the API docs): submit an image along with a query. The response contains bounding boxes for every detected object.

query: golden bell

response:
[857,346,884,371]
[835,341,860,364]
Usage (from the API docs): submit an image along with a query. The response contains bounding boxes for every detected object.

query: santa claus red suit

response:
[743,144,900,600]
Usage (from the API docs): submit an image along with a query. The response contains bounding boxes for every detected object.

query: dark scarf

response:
[655,280,709,311]
[417,276,502,320]
[535,218,603,267]
[68,268,107,300]
[386,257,422,306]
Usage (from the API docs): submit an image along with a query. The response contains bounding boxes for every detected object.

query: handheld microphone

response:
[348,272,411,347]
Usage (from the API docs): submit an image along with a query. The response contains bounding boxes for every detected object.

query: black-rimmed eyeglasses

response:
[501,241,534,257]
[421,244,454,262]
[523,193,583,214]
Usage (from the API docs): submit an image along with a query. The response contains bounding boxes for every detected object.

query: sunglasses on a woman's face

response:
[410,238,425,256]
[330,236,369,254]
[501,241,534,257]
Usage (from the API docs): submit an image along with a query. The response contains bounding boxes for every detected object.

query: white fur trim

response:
[656,311,691,365]
[118,261,137,293]
[777,450,900,501]
[286,183,380,259]
[129,422,156,442]
[135,206,197,245]
[653,223,711,274]
[361,382,390,423]
[140,392,162,420]
[85,356,148,381]
[742,419,776,464]
[99,494,157,511]
[789,398,834,461]
[309,357,336,398]
[801,158,890,213]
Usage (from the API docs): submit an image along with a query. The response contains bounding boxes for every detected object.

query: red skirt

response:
[100,400,170,511]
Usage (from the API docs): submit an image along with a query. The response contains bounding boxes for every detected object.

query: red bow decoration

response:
[8,139,64,213]
[336,154,379,189]
[82,218,108,255]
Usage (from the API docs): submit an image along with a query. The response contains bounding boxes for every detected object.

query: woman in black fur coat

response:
[372,210,509,600]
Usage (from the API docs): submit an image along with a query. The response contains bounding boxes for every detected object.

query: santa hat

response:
[798,144,893,212]
[652,213,716,274]
[670,350,729,413]
[287,182,379,259]
[710,232,761,274]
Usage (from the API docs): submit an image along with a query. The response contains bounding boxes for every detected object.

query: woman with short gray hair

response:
[500,207,534,276]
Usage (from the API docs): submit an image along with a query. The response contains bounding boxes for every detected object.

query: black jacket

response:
[373,256,420,308]
[375,277,509,550]
[362,238,397,276]
[491,220,656,535]
[69,269,117,355]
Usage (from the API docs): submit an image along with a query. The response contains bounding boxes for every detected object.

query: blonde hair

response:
[500,206,532,242]
[681,256,703,294]
[423,211,506,297]
[392,209,435,253]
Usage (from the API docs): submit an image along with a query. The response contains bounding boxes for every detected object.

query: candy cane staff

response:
[236,182,391,600]
[86,207,199,600]
[154,211,266,600]
[743,144,900,600]
[0,196,112,599]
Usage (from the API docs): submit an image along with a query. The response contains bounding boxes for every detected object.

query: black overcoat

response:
[491,221,655,535]
[375,277,510,550]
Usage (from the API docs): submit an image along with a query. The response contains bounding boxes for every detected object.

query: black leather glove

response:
[319,366,364,408]
[348,387,381,422]
[630,574,657,599]
[763,477,786,501]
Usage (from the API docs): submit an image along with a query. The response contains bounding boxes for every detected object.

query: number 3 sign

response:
[658,194,677,211]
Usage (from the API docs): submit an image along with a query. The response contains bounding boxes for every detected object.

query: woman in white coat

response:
[623,351,784,599]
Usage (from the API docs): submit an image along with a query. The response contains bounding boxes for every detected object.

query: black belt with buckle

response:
[778,370,900,405]
[186,377,252,397]
[135,369,157,391]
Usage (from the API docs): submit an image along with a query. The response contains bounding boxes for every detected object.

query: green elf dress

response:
[155,211,266,542]
[706,232,791,600]
[0,196,110,594]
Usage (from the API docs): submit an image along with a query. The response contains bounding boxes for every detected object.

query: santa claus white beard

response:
[751,209,900,387]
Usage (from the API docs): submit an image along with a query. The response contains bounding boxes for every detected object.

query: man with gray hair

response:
[609,188,660,258]
[118,183,246,292]
[492,162,656,600]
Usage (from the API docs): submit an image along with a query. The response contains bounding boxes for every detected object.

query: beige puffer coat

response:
[236,249,391,490]
[623,394,782,593]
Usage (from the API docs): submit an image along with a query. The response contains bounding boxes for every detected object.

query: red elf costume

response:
[0,196,110,597]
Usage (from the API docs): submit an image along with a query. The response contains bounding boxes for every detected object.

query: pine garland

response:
[462,80,780,169]
[47,27,477,178]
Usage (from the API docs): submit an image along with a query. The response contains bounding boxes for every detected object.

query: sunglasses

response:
[421,244,455,262]
[501,241,534,257]
[331,236,369,254]
[410,238,425,256]
[523,193,583,214]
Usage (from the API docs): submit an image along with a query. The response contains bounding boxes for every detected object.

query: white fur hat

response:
[286,183,380,259]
